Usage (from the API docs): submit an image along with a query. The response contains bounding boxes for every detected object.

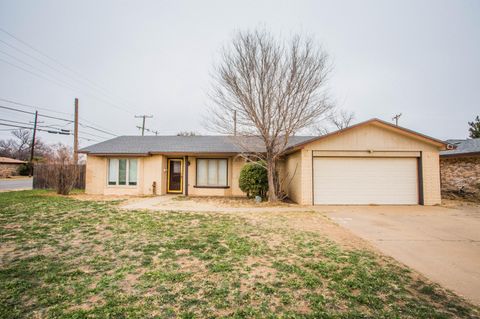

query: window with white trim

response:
[196,159,228,187]
[108,159,138,186]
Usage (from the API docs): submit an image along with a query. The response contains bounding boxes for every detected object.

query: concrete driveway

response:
[324,204,480,305]
[0,177,33,191]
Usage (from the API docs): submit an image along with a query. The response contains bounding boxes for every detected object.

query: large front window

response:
[108,159,137,186]
[196,158,227,187]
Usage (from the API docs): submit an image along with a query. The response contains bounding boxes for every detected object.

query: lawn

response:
[0,191,478,319]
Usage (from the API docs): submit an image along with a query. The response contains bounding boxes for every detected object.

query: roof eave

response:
[286,118,448,151]
[440,151,480,158]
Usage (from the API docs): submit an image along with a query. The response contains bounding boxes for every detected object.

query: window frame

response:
[194,158,229,188]
[107,158,138,187]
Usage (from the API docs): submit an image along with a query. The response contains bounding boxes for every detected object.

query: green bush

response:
[239,161,268,199]
[18,163,32,176]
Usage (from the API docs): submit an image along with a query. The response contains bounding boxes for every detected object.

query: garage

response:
[313,157,419,205]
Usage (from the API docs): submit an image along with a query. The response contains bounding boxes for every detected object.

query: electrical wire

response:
[0,27,138,112]
[0,97,119,135]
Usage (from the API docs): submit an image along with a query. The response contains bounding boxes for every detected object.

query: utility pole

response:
[392,113,402,126]
[30,111,38,162]
[233,110,237,136]
[73,98,79,163]
[135,115,153,136]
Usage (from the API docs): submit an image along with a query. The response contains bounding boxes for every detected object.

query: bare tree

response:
[0,129,54,161]
[50,144,78,195]
[208,29,333,201]
[0,129,31,160]
[330,110,355,130]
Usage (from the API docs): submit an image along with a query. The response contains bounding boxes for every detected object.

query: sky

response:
[0,0,479,148]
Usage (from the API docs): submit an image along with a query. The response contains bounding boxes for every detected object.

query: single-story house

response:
[440,138,480,198]
[79,118,447,205]
[0,157,26,178]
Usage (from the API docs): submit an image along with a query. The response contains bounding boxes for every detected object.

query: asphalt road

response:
[0,178,33,191]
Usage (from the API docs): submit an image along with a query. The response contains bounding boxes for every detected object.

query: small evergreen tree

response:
[239,161,268,199]
[468,116,480,138]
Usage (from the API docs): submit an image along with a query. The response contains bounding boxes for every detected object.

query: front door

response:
[167,159,183,193]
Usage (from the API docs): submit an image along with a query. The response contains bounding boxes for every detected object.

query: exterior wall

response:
[85,155,145,196]
[85,153,248,197]
[143,155,166,195]
[0,163,21,178]
[286,123,442,205]
[422,151,441,205]
[440,156,480,198]
[284,151,302,203]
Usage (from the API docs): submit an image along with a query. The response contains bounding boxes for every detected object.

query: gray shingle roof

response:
[441,138,480,157]
[79,135,316,155]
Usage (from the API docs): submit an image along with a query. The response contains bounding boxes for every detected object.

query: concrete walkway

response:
[325,204,480,305]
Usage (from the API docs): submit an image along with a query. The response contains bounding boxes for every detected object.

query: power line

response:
[0,28,138,115]
[0,57,82,93]
[0,121,68,134]
[0,104,117,137]
[0,104,71,122]
[0,123,99,142]
[0,55,134,115]
[0,97,72,117]
[0,47,89,94]
[0,97,119,135]
[0,27,138,108]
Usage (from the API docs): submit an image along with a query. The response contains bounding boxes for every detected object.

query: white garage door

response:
[313,157,418,205]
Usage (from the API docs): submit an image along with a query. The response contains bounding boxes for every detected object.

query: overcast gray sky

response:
[0,0,478,147]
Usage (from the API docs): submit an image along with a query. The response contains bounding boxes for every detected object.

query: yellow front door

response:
[167,159,183,193]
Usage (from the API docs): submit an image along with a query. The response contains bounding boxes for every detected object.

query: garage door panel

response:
[313,157,418,205]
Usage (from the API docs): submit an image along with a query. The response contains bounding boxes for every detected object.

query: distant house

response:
[0,157,26,178]
[440,138,480,199]
[79,118,447,205]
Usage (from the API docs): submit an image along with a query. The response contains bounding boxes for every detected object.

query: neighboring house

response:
[0,157,26,178]
[440,138,480,198]
[79,118,447,205]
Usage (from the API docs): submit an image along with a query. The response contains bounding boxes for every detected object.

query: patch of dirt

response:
[188,196,296,208]
[68,295,104,311]
[245,256,277,280]
[237,210,373,251]
[442,198,480,210]
[175,256,206,272]
[68,193,150,202]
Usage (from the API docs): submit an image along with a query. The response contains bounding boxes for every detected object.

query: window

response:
[108,159,138,186]
[196,159,228,187]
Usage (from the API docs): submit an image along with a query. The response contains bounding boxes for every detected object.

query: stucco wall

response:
[440,156,480,198]
[85,155,145,196]
[284,151,302,203]
[0,163,21,178]
[143,155,166,195]
[85,154,247,197]
[285,122,442,205]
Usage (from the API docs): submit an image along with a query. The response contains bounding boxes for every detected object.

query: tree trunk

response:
[266,157,278,202]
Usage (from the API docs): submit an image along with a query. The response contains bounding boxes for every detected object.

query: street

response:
[0,178,33,191]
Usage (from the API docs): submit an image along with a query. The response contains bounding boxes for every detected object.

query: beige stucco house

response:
[80,119,447,205]
[0,157,26,178]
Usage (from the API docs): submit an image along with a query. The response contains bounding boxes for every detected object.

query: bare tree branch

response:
[208,28,333,201]
[330,110,355,130]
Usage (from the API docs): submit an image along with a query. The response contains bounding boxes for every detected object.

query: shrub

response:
[41,144,78,195]
[239,161,268,199]
[18,163,32,176]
